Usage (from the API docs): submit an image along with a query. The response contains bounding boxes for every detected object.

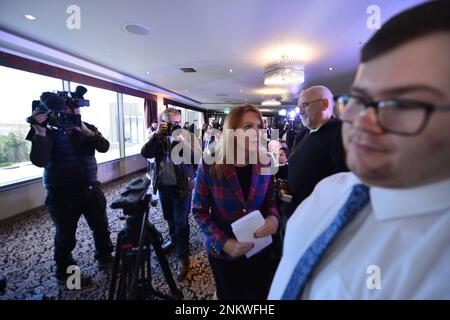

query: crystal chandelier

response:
[264,56,305,87]
[261,97,281,106]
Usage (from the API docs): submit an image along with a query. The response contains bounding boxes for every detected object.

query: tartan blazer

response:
[192,161,279,259]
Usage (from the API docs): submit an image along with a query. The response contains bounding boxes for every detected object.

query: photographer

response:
[26,90,113,285]
[141,108,200,281]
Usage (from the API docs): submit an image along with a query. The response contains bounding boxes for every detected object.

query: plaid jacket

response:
[192,161,279,259]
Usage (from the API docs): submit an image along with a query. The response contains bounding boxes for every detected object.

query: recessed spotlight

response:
[240,89,243,92]
[229,69,233,73]
[185,90,188,92]
[146,71,150,74]
[122,23,150,36]
[328,67,334,71]
[24,14,36,20]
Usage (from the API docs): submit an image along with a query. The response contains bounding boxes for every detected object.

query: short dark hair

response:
[362,0,450,63]
[279,147,290,157]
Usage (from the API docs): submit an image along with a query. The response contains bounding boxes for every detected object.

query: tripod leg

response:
[109,230,124,300]
[148,224,183,299]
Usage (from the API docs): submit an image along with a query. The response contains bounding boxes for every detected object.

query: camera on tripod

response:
[109,175,182,300]
[26,86,90,130]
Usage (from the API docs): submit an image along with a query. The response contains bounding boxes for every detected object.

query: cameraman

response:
[26,92,114,285]
[141,108,199,281]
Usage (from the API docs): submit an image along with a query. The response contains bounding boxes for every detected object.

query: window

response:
[123,94,145,156]
[69,82,120,163]
[167,104,204,132]
[0,66,63,187]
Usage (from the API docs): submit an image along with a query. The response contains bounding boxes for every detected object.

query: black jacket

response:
[284,117,348,216]
[141,132,196,197]
[27,122,109,191]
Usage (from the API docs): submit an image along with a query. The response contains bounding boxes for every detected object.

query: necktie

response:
[281,184,370,300]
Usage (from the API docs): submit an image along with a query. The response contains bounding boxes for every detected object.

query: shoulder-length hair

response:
[209,105,265,178]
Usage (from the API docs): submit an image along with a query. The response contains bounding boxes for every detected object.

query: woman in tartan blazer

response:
[193,105,280,300]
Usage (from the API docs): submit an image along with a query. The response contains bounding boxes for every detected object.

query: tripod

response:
[108,176,183,300]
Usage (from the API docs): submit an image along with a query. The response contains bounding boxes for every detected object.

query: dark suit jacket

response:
[284,117,348,217]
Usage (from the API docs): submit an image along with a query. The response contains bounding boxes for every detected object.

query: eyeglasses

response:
[298,99,324,110]
[336,94,450,136]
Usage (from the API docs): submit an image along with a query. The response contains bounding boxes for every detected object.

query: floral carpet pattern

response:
[0,173,216,300]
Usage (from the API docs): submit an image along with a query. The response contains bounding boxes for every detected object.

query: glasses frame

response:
[336,94,450,136]
[298,98,325,111]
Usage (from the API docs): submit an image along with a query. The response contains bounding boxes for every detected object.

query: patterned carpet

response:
[0,173,216,300]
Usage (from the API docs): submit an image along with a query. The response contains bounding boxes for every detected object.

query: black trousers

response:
[46,185,113,276]
[208,248,276,300]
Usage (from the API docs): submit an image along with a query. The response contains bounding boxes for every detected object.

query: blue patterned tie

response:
[281,184,370,300]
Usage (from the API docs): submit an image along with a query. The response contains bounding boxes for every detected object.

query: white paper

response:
[231,210,272,258]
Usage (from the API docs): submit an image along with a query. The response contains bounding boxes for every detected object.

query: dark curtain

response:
[203,110,209,125]
[144,98,158,128]
[0,51,157,100]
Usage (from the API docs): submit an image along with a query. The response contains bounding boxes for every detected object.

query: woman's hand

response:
[222,239,254,258]
[254,215,279,238]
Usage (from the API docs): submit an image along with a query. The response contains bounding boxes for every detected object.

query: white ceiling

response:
[0,0,424,111]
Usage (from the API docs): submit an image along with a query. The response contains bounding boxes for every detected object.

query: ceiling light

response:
[240,89,243,92]
[261,97,281,106]
[24,14,36,20]
[146,71,150,74]
[328,67,334,71]
[278,109,287,116]
[289,111,296,119]
[106,52,111,56]
[264,56,305,87]
[255,87,289,95]
[122,23,150,36]
[295,106,300,113]
[229,69,233,73]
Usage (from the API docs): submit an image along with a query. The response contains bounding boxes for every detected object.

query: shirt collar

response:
[370,178,450,221]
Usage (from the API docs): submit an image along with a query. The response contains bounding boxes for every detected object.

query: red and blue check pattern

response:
[192,162,279,259]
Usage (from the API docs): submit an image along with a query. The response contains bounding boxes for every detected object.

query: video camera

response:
[26,86,90,130]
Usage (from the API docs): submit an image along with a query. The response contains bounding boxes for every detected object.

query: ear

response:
[322,99,329,110]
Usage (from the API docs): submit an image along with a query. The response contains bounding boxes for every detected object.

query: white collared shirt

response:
[269,172,450,299]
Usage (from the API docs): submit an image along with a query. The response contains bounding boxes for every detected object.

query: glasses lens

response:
[336,96,350,114]
[339,95,364,122]
[378,100,427,134]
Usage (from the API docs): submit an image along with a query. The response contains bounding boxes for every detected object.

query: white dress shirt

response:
[269,172,450,299]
